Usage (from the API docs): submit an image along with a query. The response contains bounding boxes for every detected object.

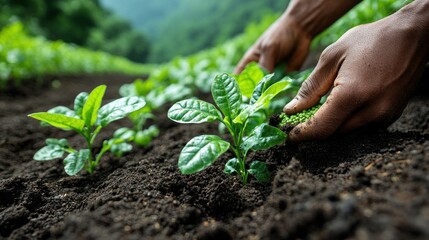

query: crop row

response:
[0,22,152,89]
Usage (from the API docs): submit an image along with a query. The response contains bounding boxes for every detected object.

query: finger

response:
[233,49,260,75]
[288,82,362,141]
[285,37,310,72]
[259,48,277,73]
[283,45,342,115]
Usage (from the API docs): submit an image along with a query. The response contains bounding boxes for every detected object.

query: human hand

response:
[234,0,362,74]
[233,15,311,74]
[283,4,429,141]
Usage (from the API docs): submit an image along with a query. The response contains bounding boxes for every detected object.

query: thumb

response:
[283,46,342,114]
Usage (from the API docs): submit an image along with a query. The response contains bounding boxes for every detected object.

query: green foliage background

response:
[0,0,151,62]
[0,23,152,88]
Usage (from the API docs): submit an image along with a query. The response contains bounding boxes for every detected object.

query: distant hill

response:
[100,0,288,62]
[100,0,179,40]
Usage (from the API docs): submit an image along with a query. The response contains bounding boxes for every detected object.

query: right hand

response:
[283,6,429,141]
[233,16,312,74]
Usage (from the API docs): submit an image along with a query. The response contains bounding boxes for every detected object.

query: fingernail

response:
[284,99,298,112]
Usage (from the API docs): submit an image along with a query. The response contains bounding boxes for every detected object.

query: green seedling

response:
[119,80,191,148]
[113,108,160,149]
[279,104,322,126]
[168,73,287,184]
[28,85,146,175]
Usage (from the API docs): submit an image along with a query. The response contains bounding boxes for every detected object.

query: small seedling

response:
[119,81,191,148]
[279,104,321,126]
[168,73,287,184]
[28,85,146,175]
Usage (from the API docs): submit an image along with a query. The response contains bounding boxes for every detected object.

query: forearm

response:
[282,0,362,38]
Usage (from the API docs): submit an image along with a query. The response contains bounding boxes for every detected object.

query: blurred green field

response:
[0,22,152,88]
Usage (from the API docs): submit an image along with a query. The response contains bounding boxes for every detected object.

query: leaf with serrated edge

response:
[34,145,65,161]
[248,161,270,182]
[74,92,88,117]
[98,96,146,126]
[168,99,222,123]
[241,123,286,154]
[82,85,106,127]
[212,73,242,119]
[29,112,85,131]
[64,149,90,176]
[178,135,230,174]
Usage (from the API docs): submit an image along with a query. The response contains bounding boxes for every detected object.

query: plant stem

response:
[82,129,95,174]
[94,146,109,167]
[222,118,249,184]
[90,126,102,144]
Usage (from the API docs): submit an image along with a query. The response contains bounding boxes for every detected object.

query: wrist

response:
[388,0,429,61]
[396,0,429,38]
[282,0,361,38]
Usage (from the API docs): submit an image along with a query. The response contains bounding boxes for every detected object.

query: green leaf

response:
[146,125,160,137]
[254,80,289,110]
[74,92,88,117]
[243,112,267,136]
[40,106,77,127]
[168,99,222,123]
[34,145,65,161]
[161,84,192,103]
[232,105,254,125]
[241,123,286,153]
[134,78,154,96]
[212,73,242,119]
[29,112,85,131]
[250,73,274,104]
[98,96,146,127]
[178,135,230,174]
[236,62,264,98]
[82,85,106,127]
[233,80,289,125]
[47,106,77,117]
[248,161,270,183]
[45,138,69,147]
[135,130,152,147]
[63,149,90,176]
[113,127,135,141]
[128,107,153,129]
[110,142,133,157]
[224,158,239,174]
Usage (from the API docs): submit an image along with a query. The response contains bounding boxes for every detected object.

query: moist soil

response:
[1,73,428,240]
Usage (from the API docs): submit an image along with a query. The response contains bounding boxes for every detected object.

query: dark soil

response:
[1,73,428,240]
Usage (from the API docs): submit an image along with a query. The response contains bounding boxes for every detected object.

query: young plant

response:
[118,81,191,148]
[28,85,146,176]
[168,73,288,184]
